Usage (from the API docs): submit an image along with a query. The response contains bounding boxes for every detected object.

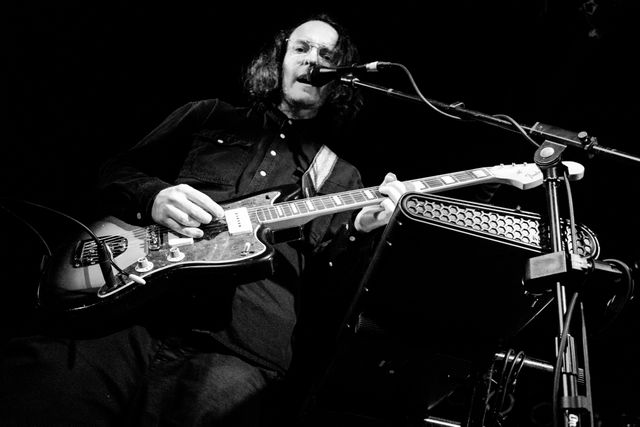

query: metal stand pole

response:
[530,140,593,427]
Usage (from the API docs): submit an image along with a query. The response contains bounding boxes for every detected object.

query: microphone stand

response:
[530,142,591,427]
[341,74,639,426]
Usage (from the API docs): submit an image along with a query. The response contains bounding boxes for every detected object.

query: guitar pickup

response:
[225,207,253,235]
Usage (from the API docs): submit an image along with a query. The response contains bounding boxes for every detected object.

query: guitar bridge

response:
[72,235,128,267]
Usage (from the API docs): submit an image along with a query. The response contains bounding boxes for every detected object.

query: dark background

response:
[5,1,640,425]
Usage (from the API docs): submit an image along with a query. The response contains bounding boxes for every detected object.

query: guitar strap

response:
[301,144,338,198]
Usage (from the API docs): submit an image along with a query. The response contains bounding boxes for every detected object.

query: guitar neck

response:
[251,166,496,230]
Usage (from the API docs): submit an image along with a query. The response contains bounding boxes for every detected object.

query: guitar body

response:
[37,188,292,317]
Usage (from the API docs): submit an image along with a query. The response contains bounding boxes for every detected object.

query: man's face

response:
[280,20,339,118]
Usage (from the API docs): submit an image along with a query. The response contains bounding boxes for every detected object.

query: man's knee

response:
[165,352,282,424]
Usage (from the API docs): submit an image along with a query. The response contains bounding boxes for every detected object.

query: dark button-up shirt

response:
[98,99,371,373]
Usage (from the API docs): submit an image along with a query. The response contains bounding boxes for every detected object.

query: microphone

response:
[298,62,391,87]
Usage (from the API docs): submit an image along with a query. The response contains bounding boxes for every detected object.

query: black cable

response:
[512,351,527,387]
[499,350,525,415]
[2,198,145,286]
[388,62,463,120]
[487,348,514,426]
[8,199,103,251]
[561,167,579,254]
[580,301,595,427]
[597,258,634,333]
[497,348,514,389]
[552,291,579,427]
[385,64,546,155]
[493,114,540,148]
[475,359,497,427]
[0,201,52,257]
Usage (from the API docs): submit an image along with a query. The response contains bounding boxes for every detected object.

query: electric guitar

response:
[37,161,585,317]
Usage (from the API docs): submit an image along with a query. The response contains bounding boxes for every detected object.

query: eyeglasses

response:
[286,38,339,67]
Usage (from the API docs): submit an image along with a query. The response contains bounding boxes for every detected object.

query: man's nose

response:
[303,47,320,65]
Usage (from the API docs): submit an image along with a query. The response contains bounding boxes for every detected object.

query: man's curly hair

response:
[243,13,364,125]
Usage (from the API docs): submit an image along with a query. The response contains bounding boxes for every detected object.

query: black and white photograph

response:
[3,2,640,426]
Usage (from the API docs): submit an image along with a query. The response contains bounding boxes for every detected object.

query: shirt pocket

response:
[179,130,253,185]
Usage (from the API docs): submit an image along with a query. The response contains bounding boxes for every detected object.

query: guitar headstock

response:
[490,161,585,190]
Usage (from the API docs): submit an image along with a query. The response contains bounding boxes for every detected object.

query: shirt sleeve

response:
[97,100,219,223]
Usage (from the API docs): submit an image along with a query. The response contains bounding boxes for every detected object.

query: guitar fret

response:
[323,197,336,209]
[282,204,294,217]
[453,171,475,182]
[268,206,279,219]
[341,192,357,205]
[424,178,444,188]
[295,201,308,214]
[352,192,367,203]
[256,208,268,222]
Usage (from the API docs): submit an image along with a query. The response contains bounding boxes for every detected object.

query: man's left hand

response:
[354,172,409,233]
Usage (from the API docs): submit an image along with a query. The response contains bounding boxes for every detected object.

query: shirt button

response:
[136,212,142,220]
[279,133,286,139]
[217,139,224,144]
[260,171,267,177]
[270,150,276,156]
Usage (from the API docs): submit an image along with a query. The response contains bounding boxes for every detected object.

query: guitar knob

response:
[135,257,154,272]
[167,247,185,262]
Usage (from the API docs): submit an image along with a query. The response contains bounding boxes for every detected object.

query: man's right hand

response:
[151,184,224,238]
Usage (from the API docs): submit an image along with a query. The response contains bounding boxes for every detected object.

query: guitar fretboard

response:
[248,167,494,225]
